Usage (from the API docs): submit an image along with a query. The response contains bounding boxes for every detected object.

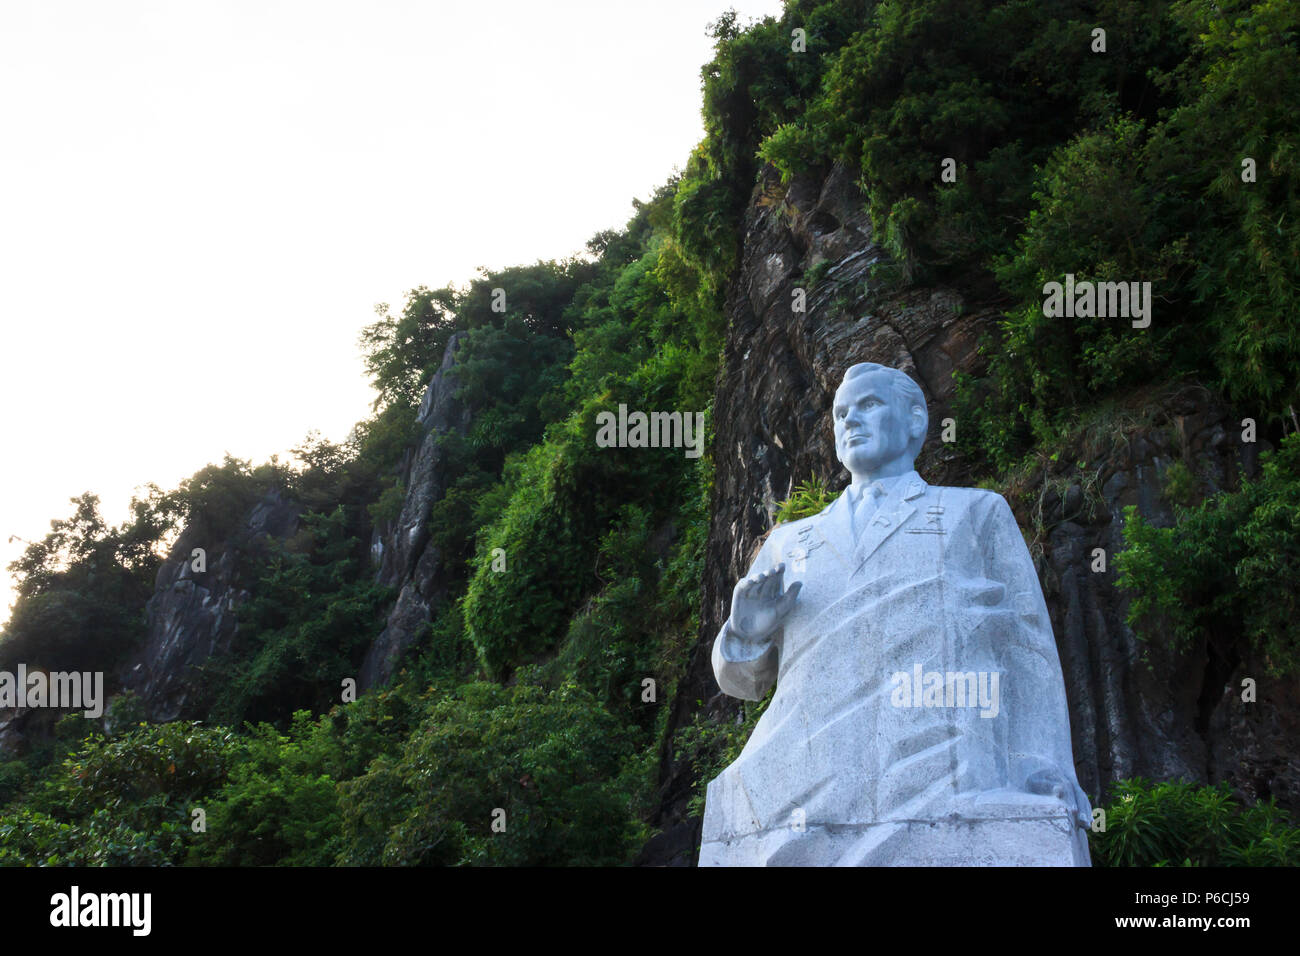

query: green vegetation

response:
[674,690,773,817]
[1116,435,1300,677]
[685,0,1300,473]
[206,506,394,726]
[1091,778,1300,866]
[339,682,647,866]
[774,475,841,523]
[0,489,181,674]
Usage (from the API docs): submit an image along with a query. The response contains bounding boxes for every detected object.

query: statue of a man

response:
[699,362,1092,866]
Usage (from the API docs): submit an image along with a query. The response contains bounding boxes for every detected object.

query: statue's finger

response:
[765,563,785,597]
[778,580,802,614]
[763,570,784,600]
[764,564,785,595]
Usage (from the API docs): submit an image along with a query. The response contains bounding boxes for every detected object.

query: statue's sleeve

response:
[711,528,784,702]
[980,493,1092,827]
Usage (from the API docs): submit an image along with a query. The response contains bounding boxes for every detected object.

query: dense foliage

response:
[1091,778,1300,866]
[687,0,1300,470]
[1117,435,1300,677]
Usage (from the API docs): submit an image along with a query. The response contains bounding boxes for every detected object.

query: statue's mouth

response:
[844,433,870,446]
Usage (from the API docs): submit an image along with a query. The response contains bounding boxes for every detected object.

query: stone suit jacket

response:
[702,472,1091,863]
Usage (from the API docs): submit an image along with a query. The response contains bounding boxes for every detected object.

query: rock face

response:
[123,490,300,722]
[648,162,1298,864]
[1036,391,1295,816]
[114,334,469,720]
[358,332,470,689]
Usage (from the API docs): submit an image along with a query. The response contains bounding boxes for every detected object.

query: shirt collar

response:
[847,470,919,503]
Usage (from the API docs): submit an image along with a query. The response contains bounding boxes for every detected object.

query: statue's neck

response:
[850,460,915,486]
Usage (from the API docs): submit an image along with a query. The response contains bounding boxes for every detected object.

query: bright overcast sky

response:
[0,0,786,623]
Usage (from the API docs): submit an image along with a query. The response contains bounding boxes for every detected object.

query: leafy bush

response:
[189,713,345,867]
[0,722,235,866]
[1116,435,1300,676]
[338,682,644,866]
[1091,778,1300,866]
[522,504,664,722]
[775,475,841,523]
[462,340,701,678]
[673,689,773,817]
[208,506,391,724]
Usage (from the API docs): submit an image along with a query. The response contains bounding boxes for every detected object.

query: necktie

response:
[850,481,885,539]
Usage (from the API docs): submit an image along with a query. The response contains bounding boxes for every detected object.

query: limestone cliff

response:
[119,333,469,719]
[360,331,470,689]
[123,490,300,722]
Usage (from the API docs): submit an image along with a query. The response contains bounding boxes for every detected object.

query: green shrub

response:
[775,475,841,523]
[338,682,644,866]
[189,713,346,867]
[0,722,235,866]
[1116,435,1300,676]
[208,506,391,724]
[1091,778,1300,866]
[673,689,773,817]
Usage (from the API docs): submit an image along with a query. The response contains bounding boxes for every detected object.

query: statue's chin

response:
[839,450,879,475]
[840,449,905,477]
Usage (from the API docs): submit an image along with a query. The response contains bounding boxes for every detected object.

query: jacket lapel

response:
[850,473,927,578]
[810,492,855,569]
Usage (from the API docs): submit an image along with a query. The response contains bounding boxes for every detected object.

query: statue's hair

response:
[837,362,929,456]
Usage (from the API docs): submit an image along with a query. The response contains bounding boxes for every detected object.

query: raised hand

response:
[730,562,802,643]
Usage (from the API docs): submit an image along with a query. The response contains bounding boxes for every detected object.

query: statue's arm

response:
[711,532,783,701]
[981,493,1092,827]
[713,619,780,701]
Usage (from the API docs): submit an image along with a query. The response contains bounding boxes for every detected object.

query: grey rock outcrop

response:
[359,332,470,689]
[116,332,470,718]
[123,490,300,722]
[1034,393,1293,812]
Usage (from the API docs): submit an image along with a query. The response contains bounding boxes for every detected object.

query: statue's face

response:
[832,371,918,478]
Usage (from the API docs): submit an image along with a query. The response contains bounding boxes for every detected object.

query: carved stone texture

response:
[699,362,1091,866]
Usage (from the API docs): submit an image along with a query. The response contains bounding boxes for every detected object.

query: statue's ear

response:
[909,405,927,438]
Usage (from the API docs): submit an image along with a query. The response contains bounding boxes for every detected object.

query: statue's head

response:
[832,363,928,480]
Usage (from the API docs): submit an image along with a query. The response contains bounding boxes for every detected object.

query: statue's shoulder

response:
[769,510,821,538]
[922,483,1010,514]
[764,500,835,546]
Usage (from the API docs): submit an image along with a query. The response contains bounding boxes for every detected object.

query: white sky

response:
[0,0,785,624]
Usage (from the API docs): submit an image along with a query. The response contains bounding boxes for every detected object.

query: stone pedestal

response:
[700,794,1091,867]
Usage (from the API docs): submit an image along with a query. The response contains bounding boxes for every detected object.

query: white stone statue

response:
[699,362,1092,866]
